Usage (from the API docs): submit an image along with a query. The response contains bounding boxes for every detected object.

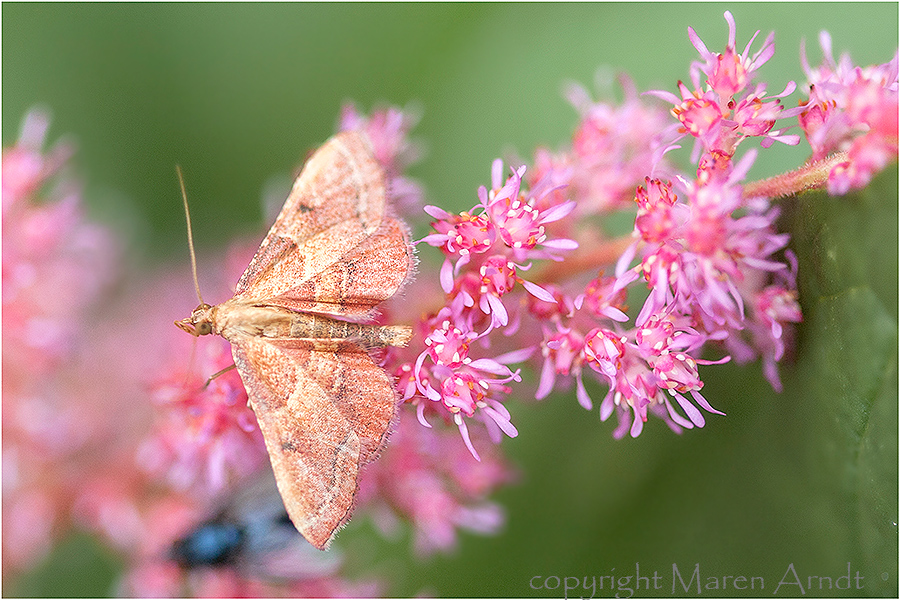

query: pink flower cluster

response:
[408,159,577,457]
[339,101,425,215]
[549,74,675,212]
[360,411,513,555]
[3,110,117,378]
[138,336,266,495]
[400,11,894,451]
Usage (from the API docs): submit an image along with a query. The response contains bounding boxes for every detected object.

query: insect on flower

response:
[175,131,416,549]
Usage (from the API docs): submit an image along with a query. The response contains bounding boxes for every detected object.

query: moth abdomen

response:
[287,312,348,340]
[289,312,411,348]
[375,324,412,347]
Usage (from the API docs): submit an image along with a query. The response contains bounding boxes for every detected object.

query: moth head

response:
[175,303,215,337]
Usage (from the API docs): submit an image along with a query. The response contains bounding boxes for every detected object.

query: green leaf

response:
[779,164,899,596]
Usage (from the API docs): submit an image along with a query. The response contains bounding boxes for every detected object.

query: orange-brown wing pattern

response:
[294,340,397,465]
[234,131,397,307]
[267,217,414,319]
[231,335,397,549]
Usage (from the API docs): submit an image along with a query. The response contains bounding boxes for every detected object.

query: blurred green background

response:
[4,3,898,597]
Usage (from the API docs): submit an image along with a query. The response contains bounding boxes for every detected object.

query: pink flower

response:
[412,310,524,459]
[651,11,802,155]
[688,10,774,99]
[722,256,803,392]
[425,209,496,260]
[528,282,577,321]
[2,109,72,212]
[139,339,267,495]
[413,158,580,457]
[624,156,793,337]
[634,177,684,244]
[423,161,575,311]
[2,112,118,379]
[671,84,725,141]
[581,319,725,439]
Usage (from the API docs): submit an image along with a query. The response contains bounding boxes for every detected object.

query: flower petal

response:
[520,279,557,303]
[482,406,518,438]
[575,374,593,411]
[538,200,576,224]
[416,402,432,428]
[455,415,481,461]
[424,204,452,220]
[468,358,512,376]
[493,346,534,364]
[440,258,454,293]
[541,238,579,250]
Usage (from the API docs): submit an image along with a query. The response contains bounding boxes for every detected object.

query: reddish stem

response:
[532,235,635,284]
[743,151,848,199]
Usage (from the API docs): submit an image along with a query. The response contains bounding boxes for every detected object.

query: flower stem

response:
[743,151,848,199]
[533,235,635,283]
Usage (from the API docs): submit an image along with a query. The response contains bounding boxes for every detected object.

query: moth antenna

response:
[176,165,205,306]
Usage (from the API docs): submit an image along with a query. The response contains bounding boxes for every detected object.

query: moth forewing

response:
[176,130,415,550]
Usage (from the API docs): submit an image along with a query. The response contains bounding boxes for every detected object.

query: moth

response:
[176,131,414,550]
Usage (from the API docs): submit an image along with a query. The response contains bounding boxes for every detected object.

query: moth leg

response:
[204,363,238,389]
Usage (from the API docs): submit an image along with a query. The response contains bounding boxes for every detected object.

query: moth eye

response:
[197,322,212,335]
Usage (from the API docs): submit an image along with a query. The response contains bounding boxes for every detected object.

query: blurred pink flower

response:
[2,109,119,573]
[560,74,674,212]
[799,32,898,194]
[361,411,513,555]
